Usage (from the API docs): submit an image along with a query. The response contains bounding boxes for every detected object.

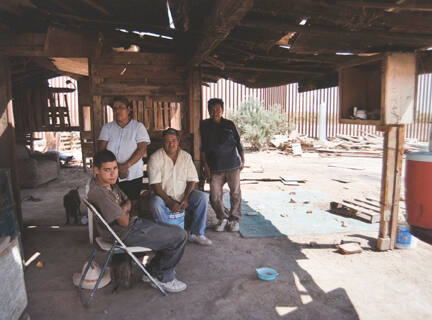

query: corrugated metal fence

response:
[34,74,432,143]
[202,75,432,141]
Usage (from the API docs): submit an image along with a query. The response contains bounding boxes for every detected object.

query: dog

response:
[63,187,81,224]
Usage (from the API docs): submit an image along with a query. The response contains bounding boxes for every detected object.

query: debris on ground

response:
[330,199,381,223]
[25,196,42,202]
[36,261,44,268]
[270,133,427,158]
[337,242,363,255]
[309,241,319,248]
[332,178,351,184]
[289,198,296,203]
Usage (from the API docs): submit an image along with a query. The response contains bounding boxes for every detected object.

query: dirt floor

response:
[20,150,432,320]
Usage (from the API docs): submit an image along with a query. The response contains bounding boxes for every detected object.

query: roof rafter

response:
[189,0,253,68]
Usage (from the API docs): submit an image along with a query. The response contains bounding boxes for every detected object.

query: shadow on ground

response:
[22,225,359,320]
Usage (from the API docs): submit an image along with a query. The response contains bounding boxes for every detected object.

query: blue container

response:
[396,225,417,249]
[167,211,185,229]
[256,267,279,281]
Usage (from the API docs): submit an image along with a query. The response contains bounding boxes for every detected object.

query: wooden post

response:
[90,64,104,153]
[0,56,23,231]
[377,125,405,251]
[188,69,202,169]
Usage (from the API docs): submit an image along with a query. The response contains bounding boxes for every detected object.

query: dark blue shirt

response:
[199,118,243,173]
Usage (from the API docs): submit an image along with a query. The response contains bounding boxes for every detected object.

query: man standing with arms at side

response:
[200,98,245,232]
[148,128,212,246]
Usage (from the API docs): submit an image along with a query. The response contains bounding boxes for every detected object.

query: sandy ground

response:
[20,150,432,320]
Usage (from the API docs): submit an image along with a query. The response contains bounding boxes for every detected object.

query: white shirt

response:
[98,119,151,182]
[148,148,199,202]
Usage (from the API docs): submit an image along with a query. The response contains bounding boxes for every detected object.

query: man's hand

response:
[118,163,129,179]
[121,200,131,213]
[167,198,182,213]
[240,160,245,171]
[179,198,189,211]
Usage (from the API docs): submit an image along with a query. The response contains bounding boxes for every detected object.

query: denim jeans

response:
[124,219,187,282]
[149,190,209,236]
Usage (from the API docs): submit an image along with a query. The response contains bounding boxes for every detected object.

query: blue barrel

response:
[167,211,185,229]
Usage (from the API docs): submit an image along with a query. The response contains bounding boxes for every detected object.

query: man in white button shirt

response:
[148,128,212,246]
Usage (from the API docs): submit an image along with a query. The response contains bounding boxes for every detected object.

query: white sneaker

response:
[189,234,213,246]
[228,221,240,232]
[142,275,187,293]
[214,219,228,232]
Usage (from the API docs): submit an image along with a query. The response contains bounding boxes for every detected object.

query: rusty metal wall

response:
[202,75,432,141]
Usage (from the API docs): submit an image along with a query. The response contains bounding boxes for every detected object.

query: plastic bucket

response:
[167,211,185,229]
[395,225,418,249]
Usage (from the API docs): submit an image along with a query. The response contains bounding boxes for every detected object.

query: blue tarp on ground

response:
[223,190,379,238]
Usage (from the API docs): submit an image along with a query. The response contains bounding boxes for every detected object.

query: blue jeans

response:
[149,190,209,236]
[124,219,187,282]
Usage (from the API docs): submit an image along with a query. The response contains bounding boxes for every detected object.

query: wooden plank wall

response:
[89,52,192,155]
[0,56,22,230]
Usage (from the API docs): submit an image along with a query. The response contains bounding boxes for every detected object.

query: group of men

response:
[89,98,244,293]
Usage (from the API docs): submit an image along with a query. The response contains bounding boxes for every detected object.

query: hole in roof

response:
[279,45,291,50]
[299,19,307,25]
[427,47,432,51]
[115,28,129,33]
[167,1,176,29]
[132,31,173,40]
[336,52,354,55]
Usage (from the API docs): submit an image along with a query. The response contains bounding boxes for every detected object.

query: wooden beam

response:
[0,55,23,232]
[332,0,432,12]
[377,125,405,251]
[187,69,201,169]
[0,28,101,57]
[82,0,113,16]
[202,63,326,75]
[204,56,225,70]
[189,0,253,67]
[0,33,46,56]
[238,19,432,46]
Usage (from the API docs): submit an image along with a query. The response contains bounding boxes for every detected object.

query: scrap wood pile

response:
[271,133,427,157]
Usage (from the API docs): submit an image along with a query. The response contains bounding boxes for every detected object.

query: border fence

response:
[202,75,432,141]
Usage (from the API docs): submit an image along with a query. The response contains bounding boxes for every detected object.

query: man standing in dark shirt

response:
[200,98,245,232]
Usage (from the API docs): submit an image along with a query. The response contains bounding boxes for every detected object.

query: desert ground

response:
[20,150,432,320]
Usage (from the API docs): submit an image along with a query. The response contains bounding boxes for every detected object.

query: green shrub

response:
[228,97,290,150]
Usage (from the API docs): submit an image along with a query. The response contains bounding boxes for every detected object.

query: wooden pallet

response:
[330,198,381,223]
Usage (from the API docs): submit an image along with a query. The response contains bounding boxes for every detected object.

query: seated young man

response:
[87,149,188,293]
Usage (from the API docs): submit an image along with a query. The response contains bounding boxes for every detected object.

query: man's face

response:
[112,101,131,123]
[163,134,179,156]
[209,104,223,122]
[94,160,118,185]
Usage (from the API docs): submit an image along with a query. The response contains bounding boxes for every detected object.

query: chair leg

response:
[79,246,116,308]
[86,246,116,307]
[78,248,97,307]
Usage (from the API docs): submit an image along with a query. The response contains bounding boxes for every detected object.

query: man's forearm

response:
[240,150,245,163]
[124,142,147,167]
[151,183,172,204]
[182,181,196,202]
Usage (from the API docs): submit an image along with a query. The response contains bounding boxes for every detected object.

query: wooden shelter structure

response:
[2,0,432,250]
